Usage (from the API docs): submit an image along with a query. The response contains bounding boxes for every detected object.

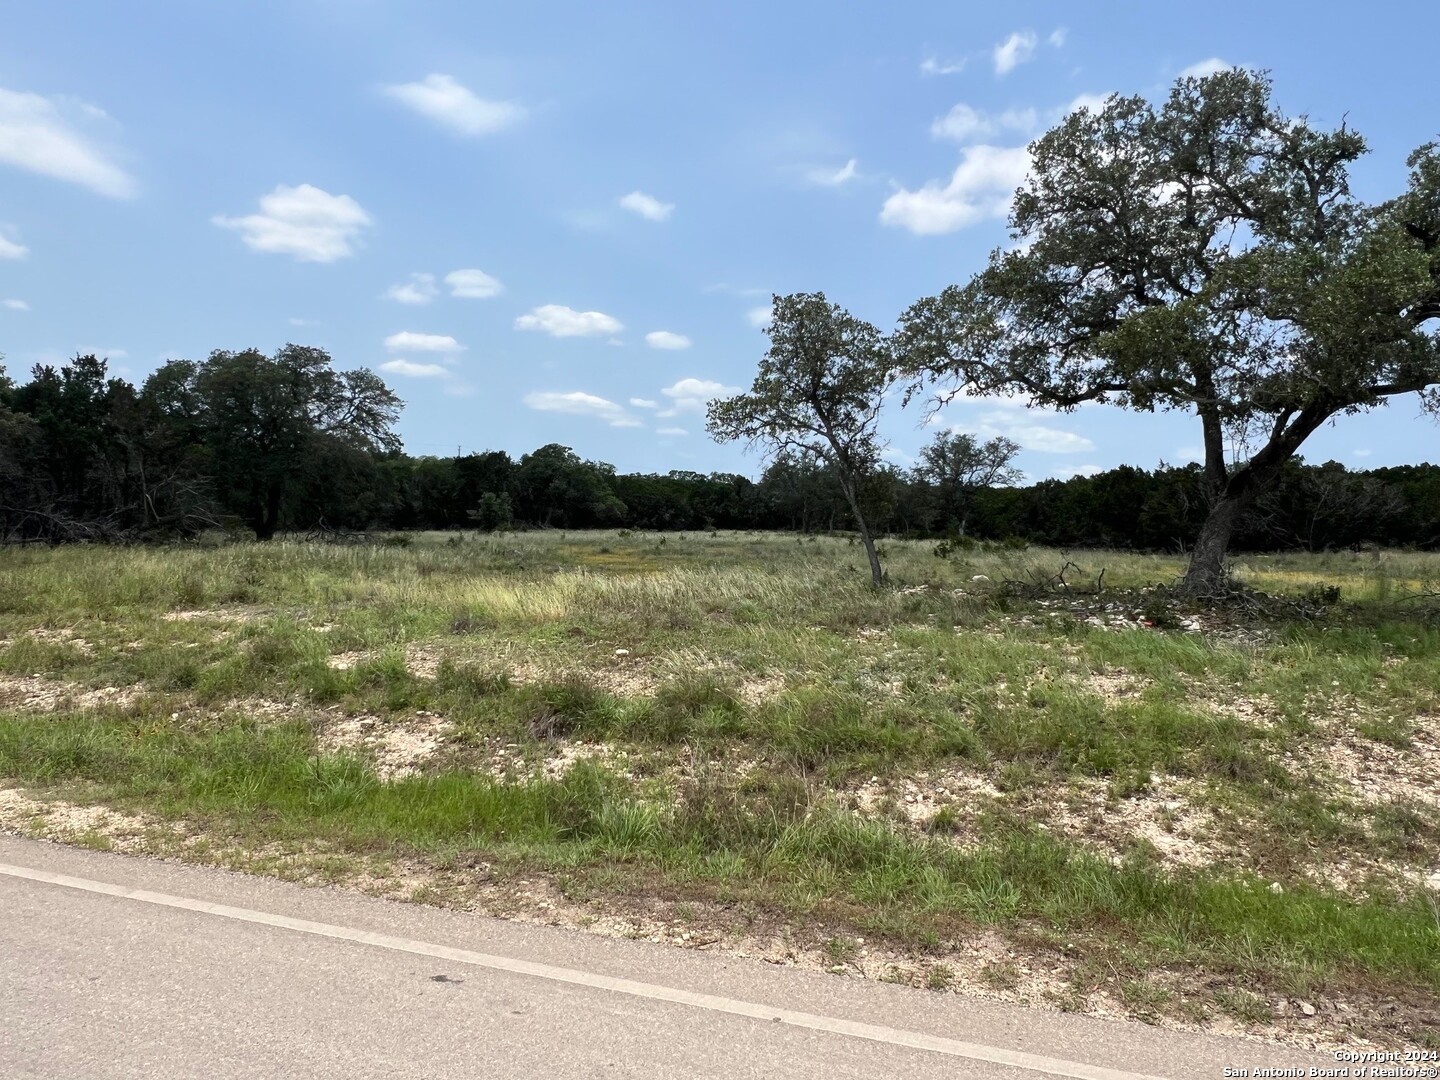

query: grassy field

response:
[1,531,1437,1047]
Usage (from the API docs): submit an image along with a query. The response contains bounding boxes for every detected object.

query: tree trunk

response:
[1181,494,1245,593]
[838,479,884,587]
[253,482,283,541]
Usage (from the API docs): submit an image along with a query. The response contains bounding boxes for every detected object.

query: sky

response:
[2,1,1437,481]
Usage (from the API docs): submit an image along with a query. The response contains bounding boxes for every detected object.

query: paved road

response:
[0,834,1335,1079]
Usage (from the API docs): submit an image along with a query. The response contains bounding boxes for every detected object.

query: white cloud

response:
[380,358,449,378]
[619,191,674,222]
[629,398,658,409]
[993,30,1037,76]
[0,228,29,260]
[1049,464,1103,479]
[1353,448,1374,458]
[2,298,27,311]
[0,87,136,198]
[381,74,522,136]
[384,331,463,353]
[880,144,1031,235]
[656,427,688,437]
[288,317,318,327]
[1048,28,1068,48]
[933,96,1111,146]
[523,390,639,427]
[515,304,623,338]
[214,184,371,262]
[645,330,692,350]
[1064,93,1112,117]
[384,273,438,305]
[746,304,773,329]
[806,158,858,186]
[661,377,739,415]
[1174,446,1204,464]
[920,56,966,77]
[1179,58,1233,79]
[931,104,1038,143]
[975,413,1094,453]
[445,268,503,299]
[932,395,1094,455]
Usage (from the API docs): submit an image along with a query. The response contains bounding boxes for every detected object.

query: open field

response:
[1,531,1437,1049]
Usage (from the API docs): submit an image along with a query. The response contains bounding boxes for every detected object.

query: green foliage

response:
[708,292,897,584]
[897,70,1440,589]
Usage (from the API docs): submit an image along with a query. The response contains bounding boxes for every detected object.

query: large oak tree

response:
[897,70,1440,591]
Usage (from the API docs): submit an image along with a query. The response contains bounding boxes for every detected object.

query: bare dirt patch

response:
[1296,715,1440,812]
[318,711,454,779]
[0,675,142,711]
[1082,669,1149,704]
[162,607,265,624]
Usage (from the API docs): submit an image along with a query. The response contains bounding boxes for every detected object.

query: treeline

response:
[381,451,1440,552]
[2,352,1436,551]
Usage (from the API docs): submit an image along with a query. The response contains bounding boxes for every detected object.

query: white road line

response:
[1,860,1169,1080]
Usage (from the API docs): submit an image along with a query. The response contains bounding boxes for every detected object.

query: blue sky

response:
[2,1,1437,480]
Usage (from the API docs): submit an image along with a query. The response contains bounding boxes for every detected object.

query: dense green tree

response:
[898,70,1440,592]
[913,431,1022,537]
[149,345,401,538]
[708,292,896,585]
[470,491,514,531]
[514,444,626,528]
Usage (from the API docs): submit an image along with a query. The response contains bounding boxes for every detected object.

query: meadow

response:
[1,530,1437,1047]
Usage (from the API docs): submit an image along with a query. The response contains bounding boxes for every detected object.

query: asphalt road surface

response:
[0,834,1337,1079]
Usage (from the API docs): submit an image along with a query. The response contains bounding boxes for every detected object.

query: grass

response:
[1,529,1438,1041]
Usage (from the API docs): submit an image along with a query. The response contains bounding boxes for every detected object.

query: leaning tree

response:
[708,292,895,586]
[897,70,1440,591]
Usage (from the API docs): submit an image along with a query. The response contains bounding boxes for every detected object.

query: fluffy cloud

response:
[656,427,688,437]
[384,331,463,352]
[746,304,773,329]
[381,74,522,136]
[645,330,691,350]
[993,30,1037,76]
[976,413,1094,454]
[629,398,658,409]
[660,377,739,416]
[1048,28,1068,48]
[0,87,136,198]
[619,191,674,221]
[806,159,858,186]
[214,184,371,262]
[880,144,1031,235]
[2,298,28,311]
[445,268,503,298]
[934,96,1111,147]
[920,56,966,77]
[1065,93,1112,116]
[379,359,449,378]
[515,304,623,338]
[1049,464,1102,479]
[0,229,26,259]
[523,390,640,427]
[384,273,438,305]
[1179,58,1233,79]
[931,104,1038,142]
